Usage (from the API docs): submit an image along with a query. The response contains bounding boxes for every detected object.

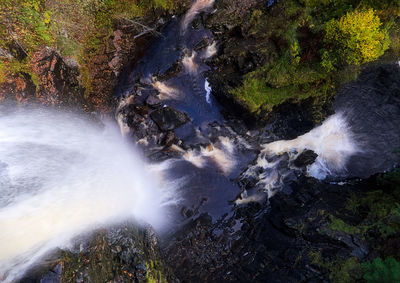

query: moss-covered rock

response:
[22,223,174,283]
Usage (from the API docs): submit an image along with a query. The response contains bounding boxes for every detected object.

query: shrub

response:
[362,257,400,283]
[324,9,390,66]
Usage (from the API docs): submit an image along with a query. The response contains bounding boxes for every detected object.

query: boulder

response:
[31,47,86,108]
[150,106,188,131]
[146,94,162,108]
[293,150,318,168]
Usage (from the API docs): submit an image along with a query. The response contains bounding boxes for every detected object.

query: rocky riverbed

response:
[1,0,400,282]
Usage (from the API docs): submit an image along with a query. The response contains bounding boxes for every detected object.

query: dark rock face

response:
[146,94,162,108]
[334,64,400,178]
[267,98,331,139]
[293,150,318,168]
[0,73,37,103]
[150,107,188,131]
[204,0,273,124]
[162,177,369,282]
[31,47,86,108]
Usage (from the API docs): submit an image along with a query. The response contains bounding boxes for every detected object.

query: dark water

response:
[116,16,257,223]
[116,10,400,224]
[117,17,222,127]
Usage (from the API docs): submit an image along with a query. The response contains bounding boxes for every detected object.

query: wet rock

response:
[146,94,162,108]
[163,131,176,147]
[140,87,159,98]
[157,61,183,81]
[293,150,318,168]
[268,98,323,139]
[121,104,160,140]
[333,64,400,178]
[150,106,189,131]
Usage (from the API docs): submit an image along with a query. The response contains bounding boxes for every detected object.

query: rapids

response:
[1,0,400,280]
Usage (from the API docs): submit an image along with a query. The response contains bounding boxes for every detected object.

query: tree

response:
[323,9,390,66]
[362,257,400,283]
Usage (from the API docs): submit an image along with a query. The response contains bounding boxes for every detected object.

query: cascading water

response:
[0,107,177,282]
[239,64,400,202]
[263,112,359,180]
[1,0,400,280]
[181,0,215,32]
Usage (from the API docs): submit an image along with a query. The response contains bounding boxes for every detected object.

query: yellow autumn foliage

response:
[325,9,390,65]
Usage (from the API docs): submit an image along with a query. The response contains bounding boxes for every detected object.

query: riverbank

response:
[1,1,399,282]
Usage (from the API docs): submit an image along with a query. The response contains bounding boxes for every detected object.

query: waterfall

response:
[238,64,400,202]
[0,107,177,282]
[263,113,360,179]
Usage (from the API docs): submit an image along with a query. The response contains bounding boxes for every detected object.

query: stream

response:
[0,0,400,281]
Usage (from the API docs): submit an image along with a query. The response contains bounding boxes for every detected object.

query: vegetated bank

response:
[0,0,189,112]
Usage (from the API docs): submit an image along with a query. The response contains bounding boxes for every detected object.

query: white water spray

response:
[182,51,199,75]
[153,80,183,100]
[204,79,212,104]
[238,113,360,204]
[263,113,359,179]
[0,108,176,281]
[201,42,217,59]
[181,0,215,32]
[183,137,237,175]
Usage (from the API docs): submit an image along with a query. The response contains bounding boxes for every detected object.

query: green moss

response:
[231,52,333,113]
[0,62,6,84]
[331,257,362,283]
[362,257,400,283]
[145,259,168,283]
[329,215,362,234]
[232,78,294,113]
[309,251,362,283]
[0,0,54,55]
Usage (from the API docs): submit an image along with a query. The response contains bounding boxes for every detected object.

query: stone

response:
[150,106,188,131]
[293,150,318,168]
[31,47,85,108]
[146,94,162,108]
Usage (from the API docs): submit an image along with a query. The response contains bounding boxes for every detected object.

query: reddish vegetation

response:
[31,47,86,109]
[0,74,36,103]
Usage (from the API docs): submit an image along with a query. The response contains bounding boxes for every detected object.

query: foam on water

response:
[182,51,198,75]
[153,80,183,100]
[0,108,176,281]
[263,113,359,179]
[183,137,237,176]
[201,42,217,59]
[204,79,212,104]
[237,113,361,204]
[181,0,215,32]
